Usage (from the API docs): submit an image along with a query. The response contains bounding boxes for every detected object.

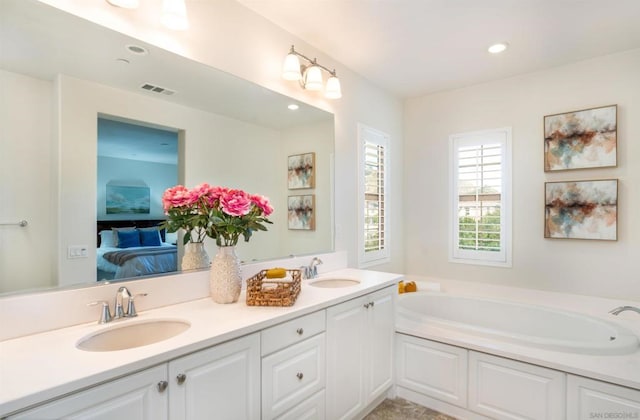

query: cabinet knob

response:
[364,303,370,309]
[296,372,304,380]
[176,373,187,384]
[370,301,375,307]
[296,328,304,335]
[157,380,168,393]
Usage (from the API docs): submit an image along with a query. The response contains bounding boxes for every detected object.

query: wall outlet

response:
[67,245,88,259]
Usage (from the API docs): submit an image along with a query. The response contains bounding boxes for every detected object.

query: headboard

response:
[97,219,167,246]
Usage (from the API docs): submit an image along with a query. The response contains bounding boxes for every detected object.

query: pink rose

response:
[162,185,191,212]
[250,194,274,216]
[220,189,252,216]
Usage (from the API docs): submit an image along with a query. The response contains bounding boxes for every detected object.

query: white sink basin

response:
[77,319,190,352]
[309,278,361,288]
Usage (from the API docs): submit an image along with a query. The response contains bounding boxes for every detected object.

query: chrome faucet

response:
[114,286,133,319]
[301,257,323,279]
[88,287,147,324]
[609,306,640,315]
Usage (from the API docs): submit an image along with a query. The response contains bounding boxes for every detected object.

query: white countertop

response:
[0,268,401,417]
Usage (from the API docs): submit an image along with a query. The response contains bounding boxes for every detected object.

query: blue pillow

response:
[139,229,161,247]
[117,229,141,248]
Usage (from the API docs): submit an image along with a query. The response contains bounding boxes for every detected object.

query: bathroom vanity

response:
[0,268,400,419]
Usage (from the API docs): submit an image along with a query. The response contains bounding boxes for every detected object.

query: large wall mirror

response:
[0,0,334,296]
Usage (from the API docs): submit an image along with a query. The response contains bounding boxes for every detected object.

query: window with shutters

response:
[358,124,390,267]
[450,127,512,267]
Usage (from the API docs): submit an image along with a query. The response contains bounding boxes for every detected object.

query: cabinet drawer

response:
[261,309,326,356]
[469,351,565,419]
[262,333,326,419]
[275,390,325,420]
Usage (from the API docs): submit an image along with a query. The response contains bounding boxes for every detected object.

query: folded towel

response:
[266,267,287,279]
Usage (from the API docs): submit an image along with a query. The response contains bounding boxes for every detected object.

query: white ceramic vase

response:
[181,242,210,271]
[210,246,242,303]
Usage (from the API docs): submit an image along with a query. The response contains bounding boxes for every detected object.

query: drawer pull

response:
[370,301,375,307]
[176,373,187,385]
[157,380,168,393]
[364,303,370,309]
[296,372,304,380]
[296,328,304,335]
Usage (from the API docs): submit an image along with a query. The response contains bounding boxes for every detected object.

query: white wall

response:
[39,0,405,275]
[0,70,55,293]
[404,49,640,300]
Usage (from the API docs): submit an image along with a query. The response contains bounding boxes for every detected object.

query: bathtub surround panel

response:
[404,48,640,300]
[468,351,566,419]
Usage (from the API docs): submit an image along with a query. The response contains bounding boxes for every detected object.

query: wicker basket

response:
[246,269,301,307]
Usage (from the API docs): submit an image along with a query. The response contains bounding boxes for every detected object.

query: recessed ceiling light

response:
[126,44,148,55]
[287,104,299,110]
[488,43,508,54]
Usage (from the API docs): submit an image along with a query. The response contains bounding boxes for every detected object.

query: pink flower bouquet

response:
[161,183,273,246]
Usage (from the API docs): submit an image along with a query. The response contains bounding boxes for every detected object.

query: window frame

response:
[358,123,391,267]
[449,127,512,267]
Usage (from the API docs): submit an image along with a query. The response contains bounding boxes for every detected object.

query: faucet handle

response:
[88,300,112,324]
[126,293,148,318]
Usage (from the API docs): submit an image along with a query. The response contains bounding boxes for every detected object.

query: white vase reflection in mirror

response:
[0,0,334,296]
[181,242,210,271]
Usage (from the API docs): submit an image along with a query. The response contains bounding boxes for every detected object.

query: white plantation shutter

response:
[450,128,512,266]
[359,124,390,266]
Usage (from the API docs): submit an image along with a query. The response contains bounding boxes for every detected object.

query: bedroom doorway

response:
[96,116,180,281]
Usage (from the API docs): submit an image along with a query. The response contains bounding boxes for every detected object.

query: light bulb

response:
[325,75,342,99]
[282,53,302,81]
[162,0,189,30]
[303,65,323,91]
[488,42,508,54]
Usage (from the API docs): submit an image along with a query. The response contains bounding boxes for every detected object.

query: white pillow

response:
[99,230,115,248]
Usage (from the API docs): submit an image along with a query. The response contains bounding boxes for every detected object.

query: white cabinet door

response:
[10,365,168,420]
[326,285,395,420]
[365,287,395,404]
[396,333,468,408]
[326,293,367,420]
[168,333,260,420]
[567,374,640,420]
[469,351,566,420]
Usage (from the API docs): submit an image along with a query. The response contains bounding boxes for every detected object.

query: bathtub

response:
[396,292,639,355]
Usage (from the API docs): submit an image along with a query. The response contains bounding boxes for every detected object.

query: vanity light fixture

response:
[161,0,189,31]
[282,45,342,99]
[488,42,509,54]
[106,0,189,31]
[106,0,139,8]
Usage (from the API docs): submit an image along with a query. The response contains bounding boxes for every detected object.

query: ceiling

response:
[237,0,640,98]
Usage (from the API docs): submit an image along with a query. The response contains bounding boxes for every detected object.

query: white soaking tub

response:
[396,292,639,355]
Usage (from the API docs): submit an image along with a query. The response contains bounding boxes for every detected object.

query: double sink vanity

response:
[0,264,401,419]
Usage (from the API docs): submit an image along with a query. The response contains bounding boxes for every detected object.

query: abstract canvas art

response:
[288,195,315,230]
[288,152,315,189]
[544,105,617,171]
[544,180,617,240]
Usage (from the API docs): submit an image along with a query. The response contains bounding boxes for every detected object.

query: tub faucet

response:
[609,306,640,316]
[301,257,323,279]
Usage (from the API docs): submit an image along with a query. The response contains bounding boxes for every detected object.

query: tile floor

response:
[364,398,457,420]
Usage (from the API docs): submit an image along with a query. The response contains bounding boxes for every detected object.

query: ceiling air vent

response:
[140,83,176,96]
